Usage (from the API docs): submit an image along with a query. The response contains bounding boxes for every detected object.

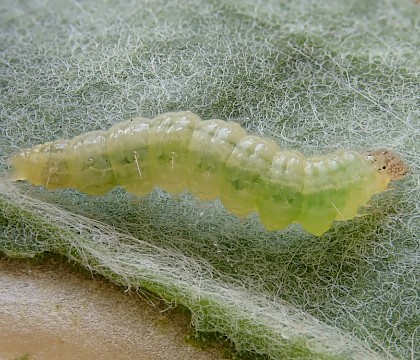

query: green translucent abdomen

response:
[106,117,153,195]
[256,151,305,231]
[148,112,202,194]
[220,136,280,217]
[66,131,116,195]
[186,119,247,200]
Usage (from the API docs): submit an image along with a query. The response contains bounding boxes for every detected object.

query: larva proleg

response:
[10,111,408,236]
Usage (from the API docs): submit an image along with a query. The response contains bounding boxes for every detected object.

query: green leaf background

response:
[1,0,419,359]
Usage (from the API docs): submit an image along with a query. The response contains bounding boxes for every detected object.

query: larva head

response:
[366,149,408,181]
[10,141,70,189]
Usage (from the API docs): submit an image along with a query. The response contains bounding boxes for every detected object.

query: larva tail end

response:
[9,149,30,181]
[366,149,408,181]
[9,147,49,186]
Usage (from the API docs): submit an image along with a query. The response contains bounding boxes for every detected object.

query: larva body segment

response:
[11,111,407,236]
[67,130,116,195]
[298,152,371,235]
[148,112,202,194]
[187,119,247,201]
[106,117,152,195]
[221,135,280,217]
[257,151,305,231]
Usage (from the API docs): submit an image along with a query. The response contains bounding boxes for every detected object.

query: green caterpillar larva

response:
[10,111,408,236]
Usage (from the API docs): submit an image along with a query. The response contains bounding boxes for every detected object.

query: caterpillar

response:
[10,111,408,236]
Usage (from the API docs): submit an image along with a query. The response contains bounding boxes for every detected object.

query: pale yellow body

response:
[11,112,407,236]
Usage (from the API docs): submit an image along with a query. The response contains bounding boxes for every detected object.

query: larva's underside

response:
[11,112,407,236]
